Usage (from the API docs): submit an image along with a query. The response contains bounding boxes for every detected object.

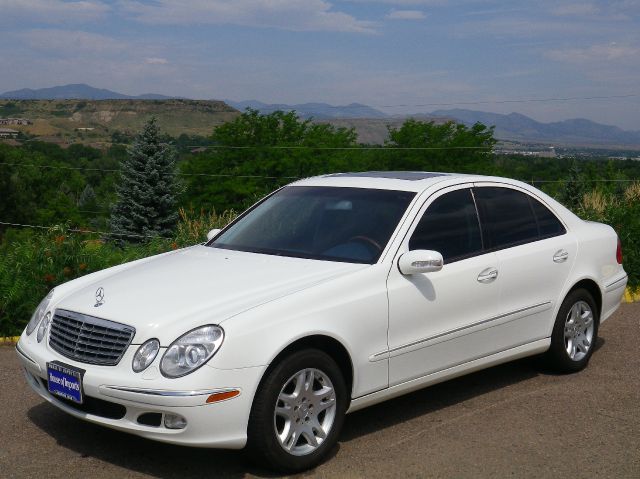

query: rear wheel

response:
[247,349,347,472]
[546,288,599,372]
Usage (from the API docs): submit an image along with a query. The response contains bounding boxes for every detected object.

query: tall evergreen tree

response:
[110,117,180,240]
[561,161,587,211]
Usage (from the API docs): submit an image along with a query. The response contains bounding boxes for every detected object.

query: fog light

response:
[164,413,187,430]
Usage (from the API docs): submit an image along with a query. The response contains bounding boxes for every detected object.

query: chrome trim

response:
[469,187,485,250]
[371,301,552,360]
[103,386,237,397]
[357,337,551,403]
[48,309,135,366]
[605,275,627,291]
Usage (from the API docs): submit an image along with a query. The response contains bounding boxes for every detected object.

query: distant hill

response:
[319,116,454,145]
[226,100,388,119]
[432,109,640,146]
[0,99,238,142]
[227,100,640,146]
[0,83,175,100]
[2,85,639,147]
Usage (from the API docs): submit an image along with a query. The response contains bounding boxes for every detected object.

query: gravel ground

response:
[1,304,638,478]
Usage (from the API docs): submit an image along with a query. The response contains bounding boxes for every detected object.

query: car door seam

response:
[370,301,551,361]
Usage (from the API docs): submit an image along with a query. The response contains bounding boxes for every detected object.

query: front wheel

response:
[247,349,347,472]
[546,288,599,373]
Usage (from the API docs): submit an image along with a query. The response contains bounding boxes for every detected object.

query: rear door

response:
[473,184,577,344]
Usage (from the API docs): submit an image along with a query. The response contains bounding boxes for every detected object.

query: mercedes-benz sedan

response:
[16,171,627,471]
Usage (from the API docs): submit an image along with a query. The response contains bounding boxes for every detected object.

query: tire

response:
[247,349,348,473]
[546,288,599,373]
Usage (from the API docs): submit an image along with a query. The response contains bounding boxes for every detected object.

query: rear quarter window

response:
[530,197,566,238]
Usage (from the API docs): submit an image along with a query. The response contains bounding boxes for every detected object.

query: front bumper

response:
[16,333,265,449]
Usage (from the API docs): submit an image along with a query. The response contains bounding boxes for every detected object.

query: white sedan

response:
[17,172,627,472]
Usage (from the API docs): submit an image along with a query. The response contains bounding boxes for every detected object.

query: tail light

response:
[616,237,623,264]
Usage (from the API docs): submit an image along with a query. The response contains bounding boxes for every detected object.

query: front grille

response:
[49,309,135,366]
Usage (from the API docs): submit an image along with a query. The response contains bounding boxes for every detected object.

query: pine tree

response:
[561,161,587,212]
[110,117,180,240]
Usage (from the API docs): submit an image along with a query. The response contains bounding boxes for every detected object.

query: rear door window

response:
[474,187,565,250]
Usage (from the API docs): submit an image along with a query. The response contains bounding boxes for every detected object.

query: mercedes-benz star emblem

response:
[95,287,105,307]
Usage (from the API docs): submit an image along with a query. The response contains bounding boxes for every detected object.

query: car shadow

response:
[26,341,604,478]
[26,403,275,479]
[342,337,605,441]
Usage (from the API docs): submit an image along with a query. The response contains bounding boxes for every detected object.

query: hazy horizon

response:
[1,1,639,129]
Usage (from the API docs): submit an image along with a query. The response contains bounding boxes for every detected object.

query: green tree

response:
[385,120,497,172]
[110,117,180,240]
[560,161,587,211]
[0,144,85,228]
[179,109,358,211]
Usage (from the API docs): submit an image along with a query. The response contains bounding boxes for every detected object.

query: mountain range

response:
[0,83,173,100]
[1,84,639,146]
[228,101,640,146]
[226,99,388,119]
[430,109,640,146]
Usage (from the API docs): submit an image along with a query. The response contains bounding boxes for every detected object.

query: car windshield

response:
[209,186,416,264]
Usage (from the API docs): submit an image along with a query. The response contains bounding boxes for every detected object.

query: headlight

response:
[36,312,51,343]
[26,290,54,336]
[160,325,224,378]
[132,339,160,373]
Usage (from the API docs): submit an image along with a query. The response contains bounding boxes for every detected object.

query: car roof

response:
[323,171,448,181]
[291,171,481,193]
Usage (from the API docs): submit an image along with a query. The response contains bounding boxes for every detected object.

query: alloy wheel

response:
[273,368,337,456]
[564,300,595,361]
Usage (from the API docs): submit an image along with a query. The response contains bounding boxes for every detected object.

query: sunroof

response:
[324,171,447,181]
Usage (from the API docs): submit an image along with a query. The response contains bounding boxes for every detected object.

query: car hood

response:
[53,245,366,344]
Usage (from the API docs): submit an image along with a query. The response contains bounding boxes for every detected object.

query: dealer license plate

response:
[47,361,85,404]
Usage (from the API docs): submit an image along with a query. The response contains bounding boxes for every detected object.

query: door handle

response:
[553,249,569,263]
[477,268,498,283]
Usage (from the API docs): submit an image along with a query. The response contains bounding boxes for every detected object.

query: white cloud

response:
[551,3,599,16]
[119,0,376,33]
[346,1,445,5]
[145,57,169,65]
[544,42,640,92]
[19,29,125,54]
[546,42,640,64]
[452,14,619,39]
[386,9,426,20]
[0,0,109,23]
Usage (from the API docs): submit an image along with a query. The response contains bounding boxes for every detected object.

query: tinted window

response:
[210,186,415,264]
[409,188,482,263]
[530,197,566,238]
[474,187,539,249]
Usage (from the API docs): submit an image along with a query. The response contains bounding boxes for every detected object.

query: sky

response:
[1,0,639,129]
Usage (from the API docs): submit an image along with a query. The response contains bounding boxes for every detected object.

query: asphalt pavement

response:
[1,304,638,478]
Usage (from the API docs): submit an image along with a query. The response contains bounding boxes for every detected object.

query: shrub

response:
[174,207,236,246]
[0,210,236,336]
[579,182,640,291]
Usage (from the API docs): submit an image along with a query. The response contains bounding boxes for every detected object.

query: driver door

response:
[386,186,500,386]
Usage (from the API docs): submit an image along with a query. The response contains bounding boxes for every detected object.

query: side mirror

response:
[398,250,444,275]
[206,228,221,241]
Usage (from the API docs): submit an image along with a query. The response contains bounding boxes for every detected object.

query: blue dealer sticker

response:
[47,361,84,404]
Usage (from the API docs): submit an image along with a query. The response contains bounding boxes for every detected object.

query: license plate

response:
[47,361,85,404]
